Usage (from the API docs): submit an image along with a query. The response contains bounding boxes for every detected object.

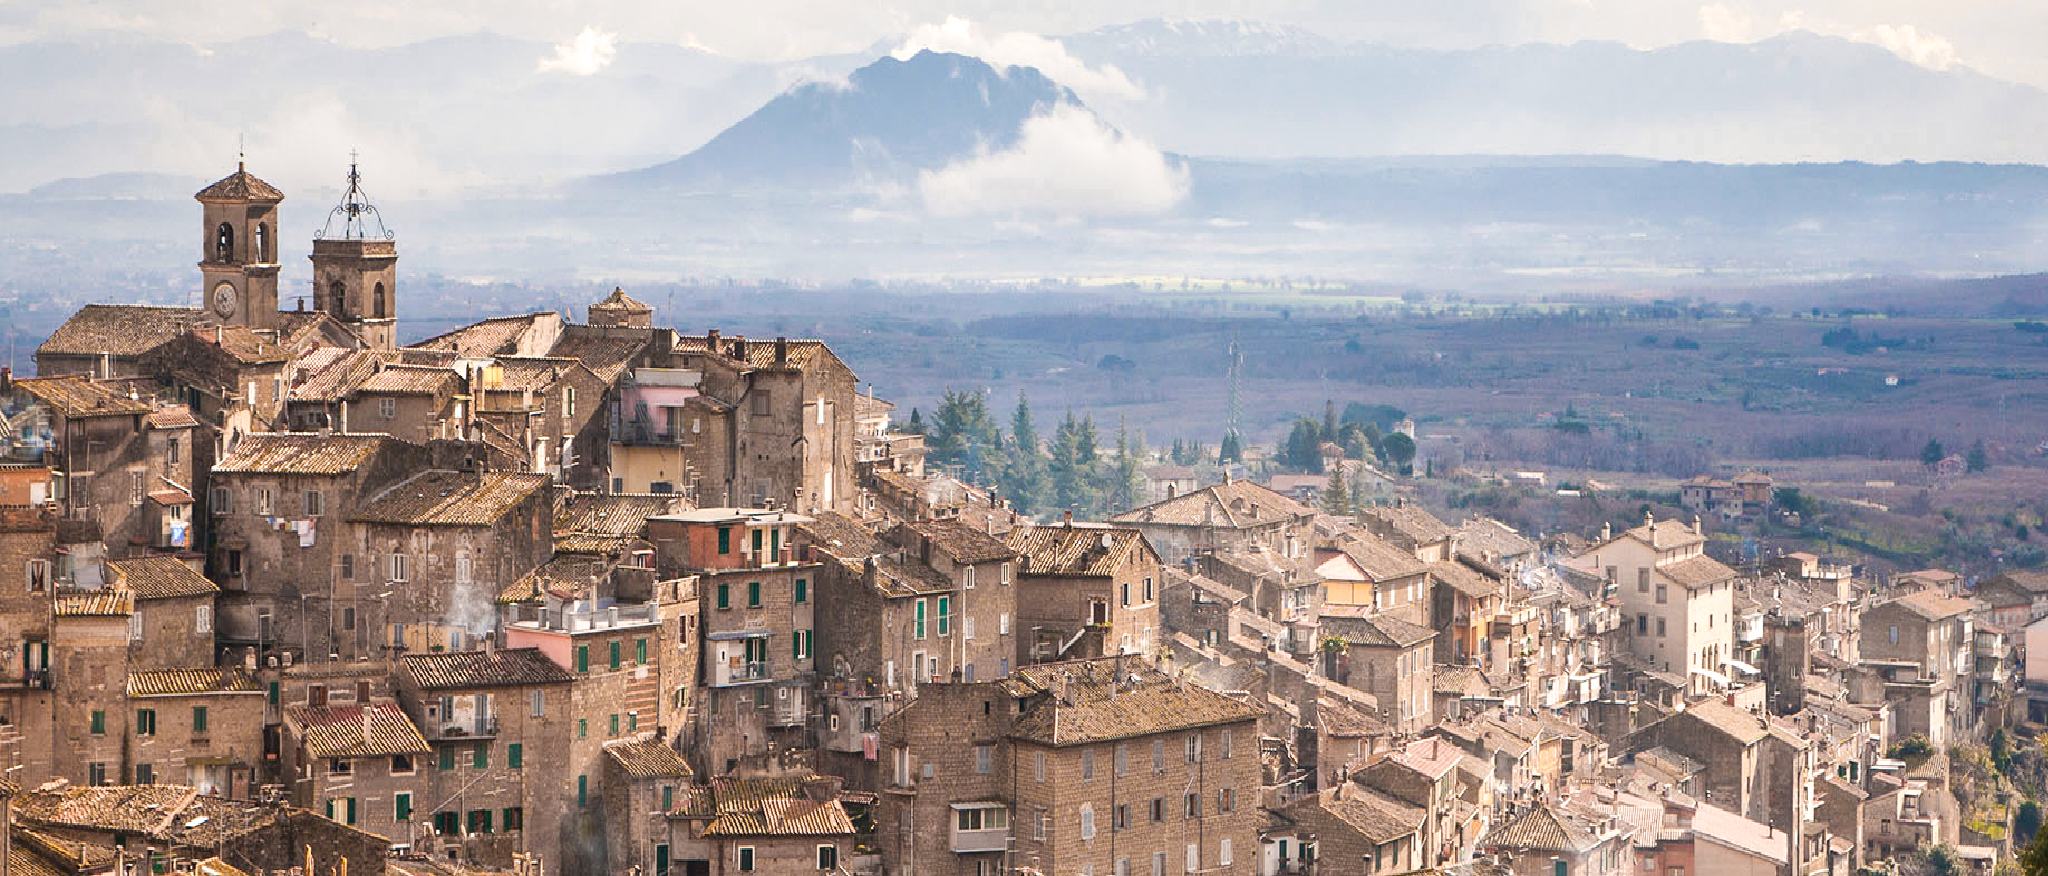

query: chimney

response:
[775,337,789,367]
[864,556,880,589]
[1601,522,1611,542]
[706,328,720,350]
[1693,514,1702,535]
[731,335,746,358]
[484,631,497,657]
[1063,509,1074,527]
[0,366,8,392]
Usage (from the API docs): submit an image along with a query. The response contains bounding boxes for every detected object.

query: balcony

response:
[13,669,50,690]
[950,804,1009,853]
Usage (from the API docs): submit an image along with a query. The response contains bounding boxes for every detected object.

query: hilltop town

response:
[0,161,2042,876]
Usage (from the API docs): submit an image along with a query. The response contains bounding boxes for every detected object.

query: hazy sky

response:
[5,0,2046,87]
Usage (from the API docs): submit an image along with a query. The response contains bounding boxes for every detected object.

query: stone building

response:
[123,667,267,794]
[281,701,433,846]
[347,468,554,654]
[1271,780,1424,876]
[1477,801,1635,876]
[1857,589,1976,745]
[4,375,194,558]
[1359,502,1456,563]
[602,734,697,876]
[109,556,219,670]
[13,782,391,876]
[1006,523,1165,664]
[395,647,576,871]
[1109,478,1315,564]
[663,331,861,515]
[1320,614,1437,736]
[877,656,1263,876]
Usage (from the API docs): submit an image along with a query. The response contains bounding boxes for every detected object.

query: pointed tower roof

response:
[316,158,393,241]
[590,287,653,314]
[195,162,284,202]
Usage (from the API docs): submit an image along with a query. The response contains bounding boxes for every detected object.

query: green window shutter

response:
[91,711,105,734]
[610,641,621,670]
[804,630,813,658]
[508,743,522,769]
[752,529,763,555]
[481,810,493,834]
[610,714,620,735]
[629,712,639,731]
[473,744,488,769]
[192,707,207,734]
[663,786,674,810]
[578,718,587,739]
[718,527,731,554]
[439,748,455,771]
[326,799,335,821]
[637,638,648,664]
[770,528,780,560]
[396,793,412,821]
[578,775,587,807]
[938,596,950,636]
[795,578,807,603]
[346,797,357,825]
[716,583,729,609]
[577,646,589,672]
[915,600,926,639]
[268,682,279,704]
[748,581,760,607]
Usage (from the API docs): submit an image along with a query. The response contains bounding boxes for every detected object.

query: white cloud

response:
[1854,23,1957,70]
[893,16,1145,104]
[916,104,1188,220]
[1697,4,1756,42]
[537,25,617,75]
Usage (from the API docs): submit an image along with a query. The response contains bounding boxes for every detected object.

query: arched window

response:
[253,223,270,262]
[214,222,234,263]
[328,280,346,316]
[373,282,387,318]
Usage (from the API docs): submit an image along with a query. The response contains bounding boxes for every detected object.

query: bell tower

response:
[194,161,284,330]
[310,156,399,350]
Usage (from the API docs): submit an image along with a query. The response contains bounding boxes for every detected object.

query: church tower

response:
[195,162,284,330]
[310,158,399,350]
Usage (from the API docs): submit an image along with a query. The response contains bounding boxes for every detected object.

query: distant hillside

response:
[603,50,1081,191]
[1062,21,2048,165]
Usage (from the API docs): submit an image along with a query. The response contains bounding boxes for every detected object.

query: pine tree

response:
[1218,433,1242,465]
[1000,392,1050,514]
[905,408,925,434]
[1320,465,1351,515]
[1049,410,1103,517]
[1922,439,1946,468]
[1967,439,1989,473]
[1284,418,1325,473]
[1107,420,1145,514]
[929,388,1002,483]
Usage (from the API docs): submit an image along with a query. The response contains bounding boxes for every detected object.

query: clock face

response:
[212,282,237,317]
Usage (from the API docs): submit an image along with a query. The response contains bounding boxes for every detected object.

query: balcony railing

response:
[951,827,1008,854]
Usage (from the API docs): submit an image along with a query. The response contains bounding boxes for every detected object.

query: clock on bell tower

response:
[194,161,283,330]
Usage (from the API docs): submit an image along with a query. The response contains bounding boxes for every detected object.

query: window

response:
[473,744,489,769]
[1152,739,1164,771]
[938,596,951,636]
[577,645,590,673]
[752,529,764,555]
[794,630,811,660]
[303,490,323,517]
[718,527,732,554]
[168,438,179,466]
[379,398,396,419]
[1186,844,1199,873]
[391,754,414,774]
[752,390,771,417]
[209,488,231,516]
[1079,804,1097,840]
[637,638,649,664]
[439,748,456,771]
[1638,568,1650,592]
[1221,728,1233,759]
[610,641,622,670]
[531,690,545,717]
[467,809,493,835]
[975,744,993,775]
[395,793,412,821]
[1153,851,1166,876]
[390,554,409,582]
[1637,614,1648,635]
[957,808,1008,831]
[1889,625,1899,645]
[131,470,145,506]
[1037,810,1050,841]
[26,560,48,592]
[1116,743,1128,776]
[87,763,107,786]
[1657,618,1667,637]
[914,599,928,639]
[795,578,808,603]
[817,845,838,870]
[135,708,156,736]
[1082,749,1094,780]
[330,758,353,776]
[1122,582,1131,606]
[747,580,761,608]
[578,774,588,806]
[737,846,756,873]
[1115,805,1130,831]
[339,554,354,580]
[255,486,274,516]
[135,763,154,784]
[455,553,472,584]
[1656,581,1667,604]
[434,812,459,836]
[1151,798,1165,823]
[1036,752,1047,782]
[1144,576,1154,602]
[1186,793,1200,818]
[1000,613,1010,635]
[1218,788,1235,813]
[717,583,730,609]
[1186,733,1202,763]
[578,718,587,739]
[564,386,577,420]
[611,714,620,735]
[1219,839,1233,867]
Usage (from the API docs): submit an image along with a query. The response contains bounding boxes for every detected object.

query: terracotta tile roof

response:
[854,394,895,417]
[1322,614,1435,648]
[703,776,856,837]
[1732,471,1773,485]
[201,325,292,365]
[556,492,682,543]
[357,364,457,396]
[549,324,652,382]
[193,858,252,876]
[127,668,263,697]
[36,304,204,358]
[1282,786,1423,844]
[1988,569,2048,594]
[353,471,549,526]
[861,555,955,598]
[400,648,573,689]
[1480,803,1603,853]
[500,555,616,603]
[1384,736,1464,779]
[1434,664,1487,696]
[14,375,155,418]
[1688,803,1788,864]
[1324,528,1427,582]
[213,433,385,475]
[285,703,431,758]
[1679,698,1771,745]
[12,825,112,876]
[1111,479,1313,528]
[53,588,132,617]
[1885,588,1976,620]
[674,336,843,373]
[16,784,381,850]
[288,348,384,403]
[1619,519,1707,550]
[195,165,284,201]
[146,405,202,430]
[1006,525,1155,578]
[1317,695,1391,738]
[483,357,579,394]
[1636,746,1706,777]
[1455,516,1537,561]
[887,520,1016,564]
[1430,558,1503,599]
[1659,555,1736,590]
[410,312,555,358]
[1005,657,1260,746]
[605,736,693,779]
[798,511,889,559]
[109,556,219,599]
[1362,503,1455,545]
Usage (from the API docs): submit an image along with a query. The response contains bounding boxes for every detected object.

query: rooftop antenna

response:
[1225,335,1244,449]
